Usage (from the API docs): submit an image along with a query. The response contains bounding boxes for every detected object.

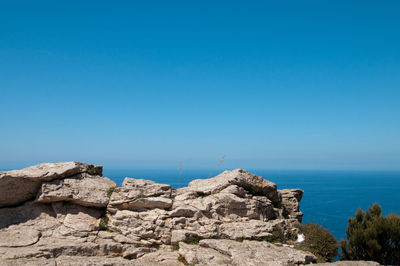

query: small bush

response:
[178,255,195,266]
[196,191,208,197]
[98,216,109,231]
[296,223,338,262]
[340,203,400,265]
[171,242,180,250]
[185,235,203,245]
[107,187,116,197]
[263,225,285,243]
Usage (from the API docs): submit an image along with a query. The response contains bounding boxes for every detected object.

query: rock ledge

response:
[0,162,376,266]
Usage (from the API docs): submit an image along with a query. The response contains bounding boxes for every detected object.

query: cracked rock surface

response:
[0,162,376,265]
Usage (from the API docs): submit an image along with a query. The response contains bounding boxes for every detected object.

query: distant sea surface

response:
[104,169,400,241]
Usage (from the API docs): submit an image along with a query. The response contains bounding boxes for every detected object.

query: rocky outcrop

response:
[0,162,102,207]
[0,162,376,265]
[279,188,304,222]
[37,173,116,208]
[183,168,280,204]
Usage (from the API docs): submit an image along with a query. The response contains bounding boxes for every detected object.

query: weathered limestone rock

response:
[56,256,131,266]
[36,173,116,207]
[178,242,231,265]
[104,168,296,244]
[50,202,103,237]
[171,230,200,244]
[185,168,280,204]
[0,228,41,247]
[0,257,56,266]
[107,209,171,244]
[169,206,197,217]
[132,248,181,266]
[0,162,102,207]
[198,239,317,265]
[0,256,135,266]
[280,188,304,222]
[114,196,172,211]
[0,201,58,230]
[108,178,172,211]
[0,162,324,265]
[218,219,285,240]
[122,246,152,259]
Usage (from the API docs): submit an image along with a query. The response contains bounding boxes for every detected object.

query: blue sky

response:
[1,1,399,170]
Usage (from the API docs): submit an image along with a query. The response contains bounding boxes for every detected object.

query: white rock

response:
[297,233,305,243]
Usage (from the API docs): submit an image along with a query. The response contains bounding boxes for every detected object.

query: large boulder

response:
[0,162,102,207]
[185,168,280,204]
[36,173,116,208]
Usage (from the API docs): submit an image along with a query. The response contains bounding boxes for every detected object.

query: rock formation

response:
[0,162,375,265]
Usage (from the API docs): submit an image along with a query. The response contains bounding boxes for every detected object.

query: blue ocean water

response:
[104,168,400,241]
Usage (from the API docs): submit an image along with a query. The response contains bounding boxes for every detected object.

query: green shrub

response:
[296,223,338,262]
[107,187,115,197]
[340,203,400,265]
[178,255,195,266]
[98,216,109,231]
[263,225,285,243]
[185,235,203,245]
[196,191,208,197]
[171,242,180,250]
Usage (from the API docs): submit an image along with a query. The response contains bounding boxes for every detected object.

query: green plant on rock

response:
[171,242,180,250]
[235,236,245,242]
[296,223,338,262]
[107,187,116,197]
[134,194,147,200]
[263,225,285,243]
[98,216,109,231]
[340,203,400,265]
[196,191,208,197]
[178,255,195,266]
[185,235,203,245]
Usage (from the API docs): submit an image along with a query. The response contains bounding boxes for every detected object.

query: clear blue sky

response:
[1,1,399,170]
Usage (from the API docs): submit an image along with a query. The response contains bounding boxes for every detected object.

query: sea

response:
[104,168,400,242]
